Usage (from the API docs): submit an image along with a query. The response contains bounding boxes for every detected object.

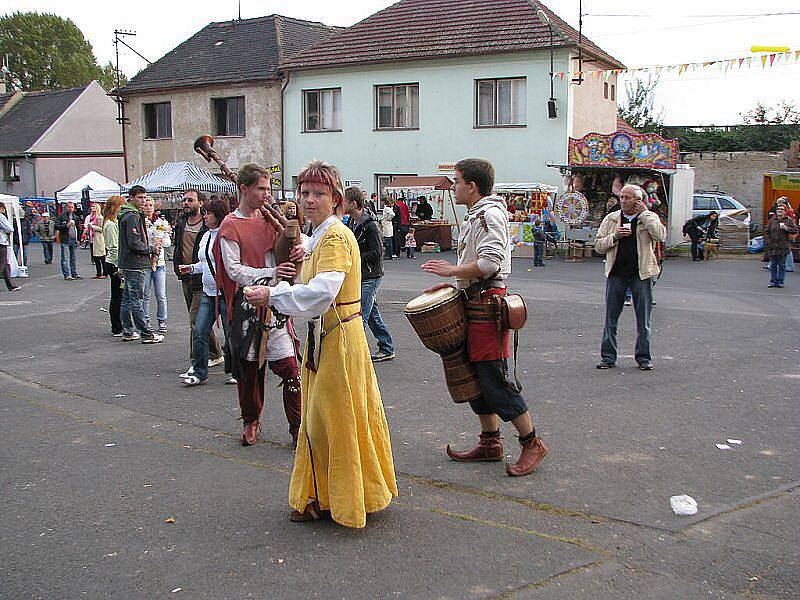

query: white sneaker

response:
[208,356,225,368]
[226,376,238,385]
[179,366,195,379]
[122,332,141,342]
[141,333,165,344]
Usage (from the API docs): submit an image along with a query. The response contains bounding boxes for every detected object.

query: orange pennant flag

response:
[678,64,688,75]
[795,50,800,61]
[761,55,768,68]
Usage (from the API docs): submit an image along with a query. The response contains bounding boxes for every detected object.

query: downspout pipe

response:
[280,72,291,200]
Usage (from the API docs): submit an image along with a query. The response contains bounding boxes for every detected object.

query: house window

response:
[476,78,526,127]
[611,84,616,101]
[143,102,172,139]
[376,84,419,129]
[212,96,246,136]
[375,173,417,206]
[3,159,20,182]
[604,82,609,99]
[303,89,341,132]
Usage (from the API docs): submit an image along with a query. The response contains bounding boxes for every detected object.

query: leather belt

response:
[323,310,362,337]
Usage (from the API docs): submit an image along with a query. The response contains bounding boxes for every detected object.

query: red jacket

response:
[396,200,410,225]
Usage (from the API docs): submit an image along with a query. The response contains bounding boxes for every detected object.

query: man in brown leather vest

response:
[422,158,547,477]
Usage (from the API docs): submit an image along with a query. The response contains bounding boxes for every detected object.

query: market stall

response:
[493,182,559,259]
[1,194,25,277]
[383,176,457,251]
[548,129,694,250]
[123,162,237,217]
[57,171,122,204]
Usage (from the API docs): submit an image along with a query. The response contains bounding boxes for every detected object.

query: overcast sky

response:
[3,0,799,124]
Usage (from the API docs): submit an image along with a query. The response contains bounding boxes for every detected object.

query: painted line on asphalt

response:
[0,287,108,322]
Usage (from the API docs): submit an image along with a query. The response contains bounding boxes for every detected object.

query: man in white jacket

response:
[594,185,666,370]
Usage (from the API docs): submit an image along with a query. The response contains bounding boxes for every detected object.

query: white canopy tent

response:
[56,171,122,203]
[493,182,559,194]
[123,162,237,194]
[1,194,25,276]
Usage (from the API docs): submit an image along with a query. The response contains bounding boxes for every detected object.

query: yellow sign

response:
[770,173,800,190]
[751,46,790,53]
[437,162,456,175]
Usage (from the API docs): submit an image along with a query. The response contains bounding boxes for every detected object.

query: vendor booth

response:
[123,162,238,222]
[1,194,26,277]
[57,171,122,205]
[494,182,559,259]
[383,176,458,251]
[548,130,694,251]
[763,171,800,224]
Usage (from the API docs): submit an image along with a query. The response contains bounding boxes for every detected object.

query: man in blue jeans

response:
[594,185,666,370]
[117,186,164,344]
[55,202,81,280]
[344,187,395,362]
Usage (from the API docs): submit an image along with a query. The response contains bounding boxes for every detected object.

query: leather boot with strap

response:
[506,436,548,476]
[446,431,504,462]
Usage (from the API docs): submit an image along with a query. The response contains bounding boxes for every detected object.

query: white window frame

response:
[212,96,246,137]
[303,88,342,132]
[142,101,172,140]
[475,77,527,127]
[375,83,420,130]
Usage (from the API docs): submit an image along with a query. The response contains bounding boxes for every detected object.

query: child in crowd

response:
[405,227,416,259]
[533,220,545,267]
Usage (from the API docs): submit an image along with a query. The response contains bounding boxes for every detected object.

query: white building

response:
[281,0,624,199]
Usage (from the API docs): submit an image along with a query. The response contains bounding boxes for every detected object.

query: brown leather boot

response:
[241,419,260,446]
[446,431,504,462]
[506,436,548,477]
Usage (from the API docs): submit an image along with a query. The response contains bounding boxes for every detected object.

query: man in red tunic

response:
[216,163,302,446]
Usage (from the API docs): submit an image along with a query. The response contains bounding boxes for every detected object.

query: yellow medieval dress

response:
[288,220,398,528]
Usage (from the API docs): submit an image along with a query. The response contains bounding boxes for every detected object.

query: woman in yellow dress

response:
[244,160,397,528]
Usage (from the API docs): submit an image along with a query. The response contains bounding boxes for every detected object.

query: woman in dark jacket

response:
[764,204,797,288]
[685,211,718,261]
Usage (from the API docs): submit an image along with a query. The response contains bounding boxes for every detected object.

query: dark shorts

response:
[469,359,528,422]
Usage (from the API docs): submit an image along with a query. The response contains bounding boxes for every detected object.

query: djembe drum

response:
[404,287,482,404]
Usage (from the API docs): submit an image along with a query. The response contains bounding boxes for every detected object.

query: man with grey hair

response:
[594,184,666,370]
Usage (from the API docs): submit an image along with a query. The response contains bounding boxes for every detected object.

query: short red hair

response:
[296,160,345,210]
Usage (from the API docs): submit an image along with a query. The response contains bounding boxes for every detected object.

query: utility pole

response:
[111,29,141,182]
[573,0,584,85]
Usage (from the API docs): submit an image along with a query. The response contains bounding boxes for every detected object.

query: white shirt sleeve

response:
[220,237,277,285]
[268,271,345,319]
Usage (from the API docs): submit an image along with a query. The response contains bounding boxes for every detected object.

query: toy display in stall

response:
[568,131,678,170]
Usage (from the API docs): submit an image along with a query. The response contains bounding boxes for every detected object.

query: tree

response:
[0,12,120,92]
[740,100,800,125]
[618,74,664,133]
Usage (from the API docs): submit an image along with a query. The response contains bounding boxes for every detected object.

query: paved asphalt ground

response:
[1,248,798,599]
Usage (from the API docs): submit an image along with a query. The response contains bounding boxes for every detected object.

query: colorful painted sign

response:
[769,172,800,191]
[569,131,679,169]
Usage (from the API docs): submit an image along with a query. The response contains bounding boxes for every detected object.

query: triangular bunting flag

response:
[795,50,800,61]
[769,53,777,66]
[761,55,768,68]
[678,64,688,75]
[738,57,745,68]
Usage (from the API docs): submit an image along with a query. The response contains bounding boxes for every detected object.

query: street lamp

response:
[536,9,558,119]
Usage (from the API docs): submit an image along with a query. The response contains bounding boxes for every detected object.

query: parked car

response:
[693,192,751,227]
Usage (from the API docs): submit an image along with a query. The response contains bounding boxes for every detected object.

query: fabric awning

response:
[384,175,454,191]
[123,162,237,194]
[494,182,559,193]
[56,171,122,203]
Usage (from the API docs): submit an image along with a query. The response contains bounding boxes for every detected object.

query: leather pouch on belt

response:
[494,294,528,330]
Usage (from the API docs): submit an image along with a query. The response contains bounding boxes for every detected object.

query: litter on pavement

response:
[670,494,698,516]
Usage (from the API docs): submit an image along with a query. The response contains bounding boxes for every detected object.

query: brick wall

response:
[683,151,786,224]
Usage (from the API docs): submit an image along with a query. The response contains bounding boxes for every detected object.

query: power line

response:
[586,11,800,18]
[591,15,774,38]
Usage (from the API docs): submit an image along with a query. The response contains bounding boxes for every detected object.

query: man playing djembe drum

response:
[421,158,547,477]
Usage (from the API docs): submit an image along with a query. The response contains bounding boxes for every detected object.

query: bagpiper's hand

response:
[289,244,305,263]
[424,282,455,294]
[421,259,456,278]
[177,264,191,275]
[276,261,296,280]
[244,285,270,307]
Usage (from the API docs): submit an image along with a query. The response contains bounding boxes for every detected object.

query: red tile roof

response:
[280,0,624,71]
[616,116,638,134]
